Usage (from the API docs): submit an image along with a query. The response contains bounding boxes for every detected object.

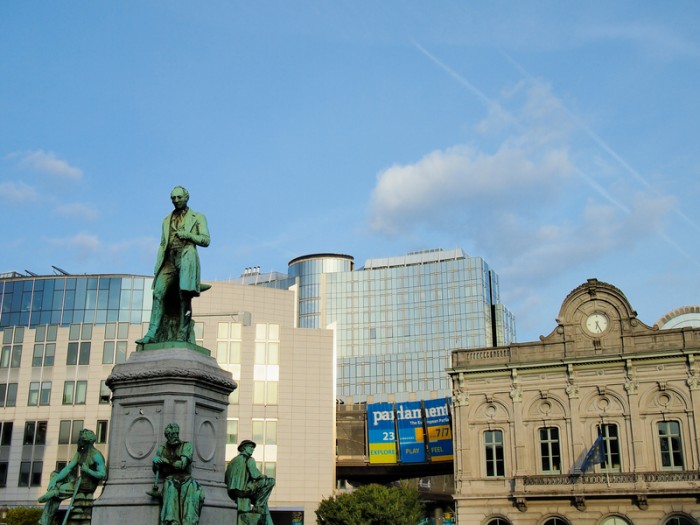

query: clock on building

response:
[585,312,610,335]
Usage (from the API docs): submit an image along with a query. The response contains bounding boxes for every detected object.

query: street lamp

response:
[0,504,8,520]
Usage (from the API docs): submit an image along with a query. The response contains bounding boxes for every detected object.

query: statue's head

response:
[237,439,257,453]
[77,429,97,450]
[170,186,189,210]
[164,422,181,445]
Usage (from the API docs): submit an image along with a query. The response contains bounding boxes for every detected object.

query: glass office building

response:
[240,248,516,403]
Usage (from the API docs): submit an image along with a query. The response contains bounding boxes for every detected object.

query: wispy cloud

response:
[9,150,83,180]
[54,202,99,222]
[0,180,38,202]
[43,233,157,268]
[579,22,700,60]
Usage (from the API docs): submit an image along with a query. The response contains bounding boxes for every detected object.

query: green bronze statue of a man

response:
[152,422,205,525]
[38,428,106,525]
[225,440,275,525]
[137,186,210,344]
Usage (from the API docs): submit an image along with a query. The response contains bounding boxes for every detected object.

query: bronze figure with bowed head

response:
[151,422,205,525]
[38,428,106,525]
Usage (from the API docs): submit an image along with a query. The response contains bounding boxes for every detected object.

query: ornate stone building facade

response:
[449,279,700,525]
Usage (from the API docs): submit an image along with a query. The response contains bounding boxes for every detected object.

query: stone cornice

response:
[106,367,237,391]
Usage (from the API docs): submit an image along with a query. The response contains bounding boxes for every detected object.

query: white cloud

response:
[55,202,99,221]
[10,150,83,180]
[368,143,573,235]
[496,192,676,284]
[0,180,37,202]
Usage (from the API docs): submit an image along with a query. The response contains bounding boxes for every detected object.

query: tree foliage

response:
[6,507,43,525]
[315,483,425,525]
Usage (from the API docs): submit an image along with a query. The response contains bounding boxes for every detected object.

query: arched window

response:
[664,515,697,525]
[486,519,511,525]
[600,516,632,525]
[543,518,569,525]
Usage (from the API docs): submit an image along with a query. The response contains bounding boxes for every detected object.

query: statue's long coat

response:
[153,208,210,294]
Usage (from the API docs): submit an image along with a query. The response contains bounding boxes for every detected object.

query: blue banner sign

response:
[367,402,397,464]
[396,401,426,463]
[424,398,453,462]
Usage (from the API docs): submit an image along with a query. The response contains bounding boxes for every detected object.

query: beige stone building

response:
[449,279,700,525]
[0,274,335,524]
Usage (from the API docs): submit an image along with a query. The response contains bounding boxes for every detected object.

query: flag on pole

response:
[580,434,605,473]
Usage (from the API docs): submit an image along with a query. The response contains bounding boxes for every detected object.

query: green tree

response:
[316,483,425,525]
[6,507,43,525]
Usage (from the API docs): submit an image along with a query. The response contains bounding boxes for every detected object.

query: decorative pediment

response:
[541,278,655,345]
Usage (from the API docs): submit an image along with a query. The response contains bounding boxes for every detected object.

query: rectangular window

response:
[33,343,55,367]
[59,420,84,444]
[29,382,51,406]
[62,382,74,405]
[659,421,684,470]
[99,380,111,404]
[102,341,115,364]
[62,381,87,405]
[599,424,622,472]
[251,419,277,477]
[1,421,12,446]
[10,344,22,368]
[18,461,30,487]
[0,383,18,407]
[253,380,279,405]
[39,381,52,405]
[67,337,91,365]
[18,461,43,487]
[23,421,47,446]
[539,427,561,473]
[253,324,279,406]
[28,382,39,406]
[226,419,238,445]
[0,461,7,487]
[96,420,108,444]
[79,342,91,365]
[485,430,505,477]
[103,333,127,365]
[67,342,79,365]
[216,322,242,365]
[33,344,43,367]
[58,420,72,444]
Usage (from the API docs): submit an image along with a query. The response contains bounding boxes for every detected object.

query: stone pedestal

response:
[92,344,238,524]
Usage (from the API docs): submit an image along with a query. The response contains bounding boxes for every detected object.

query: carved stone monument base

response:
[92,345,237,524]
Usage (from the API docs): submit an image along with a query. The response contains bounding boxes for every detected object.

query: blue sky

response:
[2,2,700,342]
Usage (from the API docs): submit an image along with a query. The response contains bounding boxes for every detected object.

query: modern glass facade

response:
[242,248,516,403]
[0,275,152,328]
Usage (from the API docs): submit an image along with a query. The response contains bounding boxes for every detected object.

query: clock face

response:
[586,312,609,334]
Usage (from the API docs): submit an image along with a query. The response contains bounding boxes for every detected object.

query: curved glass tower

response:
[287,254,354,329]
